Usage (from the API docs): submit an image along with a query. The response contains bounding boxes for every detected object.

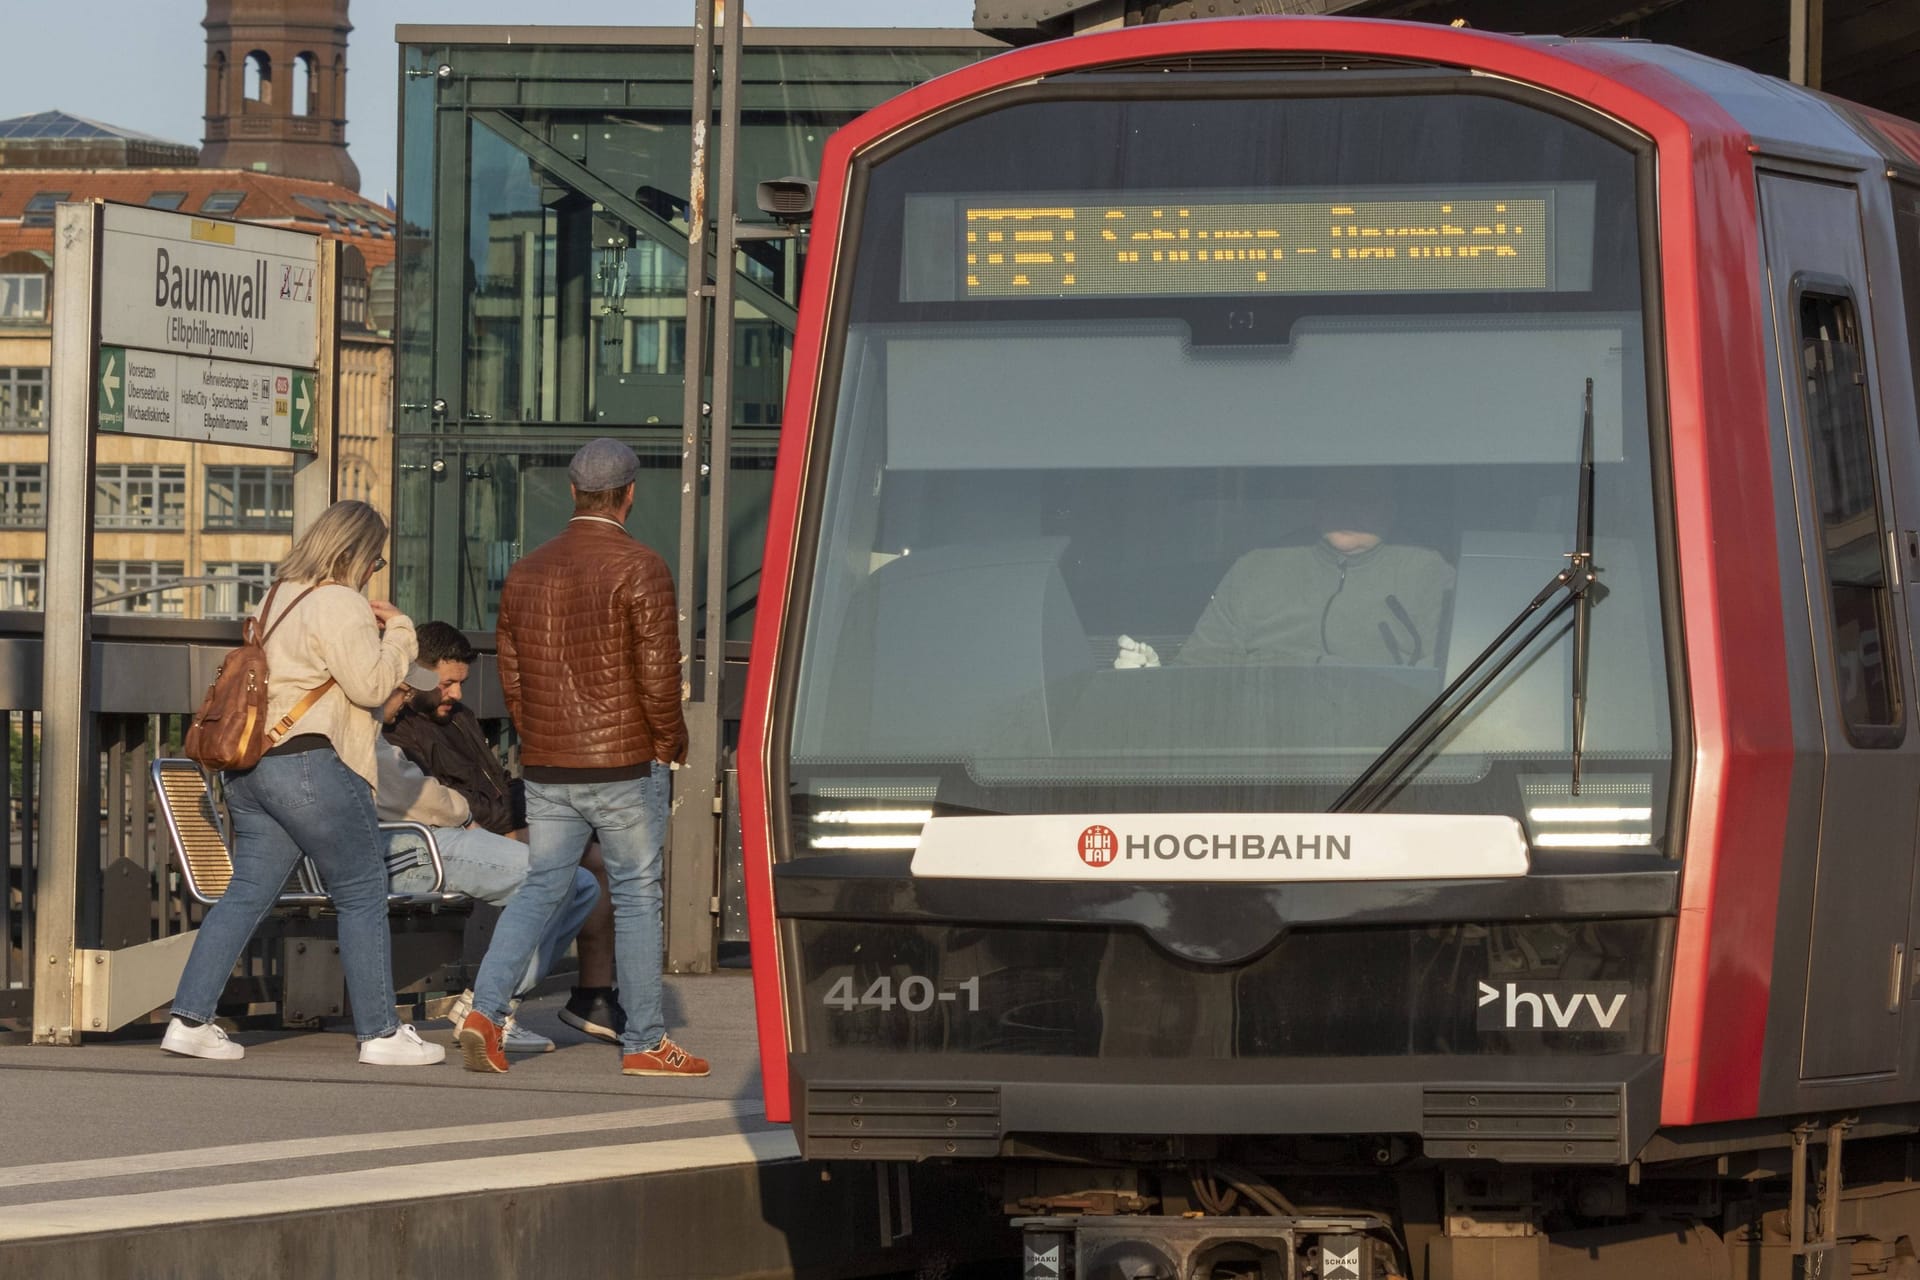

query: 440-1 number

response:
[824,975,981,1013]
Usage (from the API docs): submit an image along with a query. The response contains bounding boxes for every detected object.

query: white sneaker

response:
[358,1023,447,1066]
[502,1016,555,1054]
[161,1016,244,1061]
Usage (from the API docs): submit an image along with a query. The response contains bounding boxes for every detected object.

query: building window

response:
[201,190,246,215]
[0,274,47,322]
[204,465,293,531]
[94,561,187,615]
[23,192,67,228]
[0,560,41,610]
[95,464,186,530]
[0,367,46,431]
[202,562,275,619]
[146,192,188,211]
[0,464,45,528]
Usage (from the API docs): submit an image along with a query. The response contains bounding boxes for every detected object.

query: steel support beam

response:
[32,202,103,1046]
[667,0,726,975]
[1790,0,1826,88]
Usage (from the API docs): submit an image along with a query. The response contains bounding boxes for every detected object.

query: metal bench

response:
[151,758,464,909]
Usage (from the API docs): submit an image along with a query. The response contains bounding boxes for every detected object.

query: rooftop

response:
[0,110,187,148]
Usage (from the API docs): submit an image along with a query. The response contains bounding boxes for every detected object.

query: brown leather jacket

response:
[496,519,689,769]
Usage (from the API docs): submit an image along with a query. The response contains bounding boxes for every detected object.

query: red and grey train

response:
[740,15,1920,1277]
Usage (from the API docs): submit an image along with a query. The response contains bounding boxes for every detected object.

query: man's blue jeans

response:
[389,825,599,997]
[171,749,399,1042]
[473,768,667,1053]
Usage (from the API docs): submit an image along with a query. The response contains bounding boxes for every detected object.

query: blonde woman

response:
[163,501,445,1066]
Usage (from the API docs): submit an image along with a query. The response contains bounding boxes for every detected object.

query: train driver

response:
[1116,471,1455,669]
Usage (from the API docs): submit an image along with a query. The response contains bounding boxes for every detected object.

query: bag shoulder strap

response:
[256,581,325,646]
[266,676,339,744]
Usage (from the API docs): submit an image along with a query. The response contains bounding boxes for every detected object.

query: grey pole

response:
[1789,0,1825,88]
[667,0,724,972]
[32,202,103,1045]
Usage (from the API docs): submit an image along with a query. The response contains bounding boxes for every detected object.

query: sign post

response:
[31,202,320,1045]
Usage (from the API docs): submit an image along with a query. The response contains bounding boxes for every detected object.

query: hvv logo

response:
[1476,981,1631,1032]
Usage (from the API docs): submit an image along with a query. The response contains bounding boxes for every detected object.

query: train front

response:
[744,22,1694,1188]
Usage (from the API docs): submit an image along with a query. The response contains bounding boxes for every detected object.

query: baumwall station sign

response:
[93,204,319,453]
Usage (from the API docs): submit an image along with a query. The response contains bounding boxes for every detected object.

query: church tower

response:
[201,0,360,191]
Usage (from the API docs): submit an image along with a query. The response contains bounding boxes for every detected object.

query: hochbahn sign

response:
[94,203,319,452]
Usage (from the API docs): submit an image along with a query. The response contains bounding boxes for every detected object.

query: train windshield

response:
[787,87,1673,858]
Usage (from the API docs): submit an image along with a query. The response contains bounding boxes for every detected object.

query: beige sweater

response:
[256,581,417,791]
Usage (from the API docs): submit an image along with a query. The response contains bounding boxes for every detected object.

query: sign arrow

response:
[100,351,120,406]
[1478,981,1499,1007]
[295,380,310,432]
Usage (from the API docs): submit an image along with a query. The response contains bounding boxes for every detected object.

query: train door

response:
[1759,173,1920,1081]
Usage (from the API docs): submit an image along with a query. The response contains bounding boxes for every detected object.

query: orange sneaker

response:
[621,1037,710,1077]
[456,1010,509,1074]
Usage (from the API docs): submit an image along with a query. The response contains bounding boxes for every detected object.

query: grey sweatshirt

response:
[1175,540,1455,668]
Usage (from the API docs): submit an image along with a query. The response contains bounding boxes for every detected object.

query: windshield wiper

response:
[1569,377,1599,795]
[1330,379,1601,814]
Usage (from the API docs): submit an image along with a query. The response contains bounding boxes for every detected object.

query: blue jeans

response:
[388,825,599,997]
[473,769,668,1053]
[171,749,399,1042]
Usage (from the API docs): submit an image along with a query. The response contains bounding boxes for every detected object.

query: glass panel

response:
[202,561,274,619]
[790,91,1671,846]
[200,191,246,215]
[0,560,42,610]
[204,464,293,530]
[0,276,47,322]
[0,367,47,431]
[146,192,188,211]
[465,119,557,425]
[94,560,187,615]
[393,36,996,627]
[0,464,45,528]
[94,464,186,530]
[1798,291,1901,739]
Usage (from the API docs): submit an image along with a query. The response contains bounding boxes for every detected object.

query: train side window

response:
[1797,290,1903,743]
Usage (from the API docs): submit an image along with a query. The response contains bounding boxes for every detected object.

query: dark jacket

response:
[496,517,689,769]
[384,702,523,835]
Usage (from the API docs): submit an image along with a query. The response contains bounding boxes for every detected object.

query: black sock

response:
[176,1014,209,1028]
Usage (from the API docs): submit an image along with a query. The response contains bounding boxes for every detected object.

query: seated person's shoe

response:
[620,1037,710,1078]
[161,1016,244,1061]
[502,1016,555,1054]
[559,987,626,1045]
[456,1009,509,1073]
[359,1023,447,1067]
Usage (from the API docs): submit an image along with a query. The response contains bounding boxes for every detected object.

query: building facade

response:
[0,166,397,617]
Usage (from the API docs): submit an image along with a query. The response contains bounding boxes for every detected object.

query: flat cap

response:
[569,438,639,492]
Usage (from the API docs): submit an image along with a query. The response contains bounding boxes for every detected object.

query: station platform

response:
[0,973,1002,1279]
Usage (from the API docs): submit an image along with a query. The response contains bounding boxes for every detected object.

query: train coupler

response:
[1016,1212,1400,1280]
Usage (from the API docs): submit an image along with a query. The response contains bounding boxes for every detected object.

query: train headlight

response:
[808,808,933,851]
[1518,774,1656,851]
[798,780,937,855]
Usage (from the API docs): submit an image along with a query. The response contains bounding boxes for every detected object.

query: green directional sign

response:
[97,346,125,433]
[290,372,316,453]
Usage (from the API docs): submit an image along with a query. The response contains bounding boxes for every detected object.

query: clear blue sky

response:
[0,1,980,199]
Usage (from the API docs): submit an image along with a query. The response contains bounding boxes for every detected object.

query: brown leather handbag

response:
[182,582,336,772]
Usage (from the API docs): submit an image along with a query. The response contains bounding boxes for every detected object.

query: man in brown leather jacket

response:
[455,439,707,1079]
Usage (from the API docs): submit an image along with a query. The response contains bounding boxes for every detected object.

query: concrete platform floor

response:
[0,971,795,1242]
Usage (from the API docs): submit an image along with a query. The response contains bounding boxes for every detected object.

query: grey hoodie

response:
[1175,539,1455,668]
